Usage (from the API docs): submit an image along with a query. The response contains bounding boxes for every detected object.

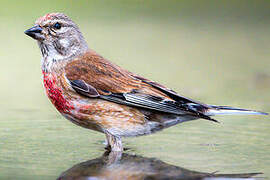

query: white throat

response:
[39,38,88,72]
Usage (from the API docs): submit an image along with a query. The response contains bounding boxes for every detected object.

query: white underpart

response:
[40,38,83,72]
[39,41,62,71]
[41,48,61,71]
[106,124,153,137]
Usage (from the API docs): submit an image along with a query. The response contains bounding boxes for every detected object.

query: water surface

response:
[0,1,269,179]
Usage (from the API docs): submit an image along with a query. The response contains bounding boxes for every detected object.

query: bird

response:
[25,13,267,152]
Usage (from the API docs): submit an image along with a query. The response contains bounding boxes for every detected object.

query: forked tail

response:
[205,105,268,116]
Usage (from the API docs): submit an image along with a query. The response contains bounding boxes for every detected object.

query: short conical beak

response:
[24,25,44,40]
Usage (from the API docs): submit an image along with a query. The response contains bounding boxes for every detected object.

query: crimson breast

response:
[42,71,73,113]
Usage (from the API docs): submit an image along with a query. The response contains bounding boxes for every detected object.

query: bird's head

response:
[25,13,88,60]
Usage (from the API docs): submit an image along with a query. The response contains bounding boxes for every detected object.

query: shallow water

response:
[0,1,270,179]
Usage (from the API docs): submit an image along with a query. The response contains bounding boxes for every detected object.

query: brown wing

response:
[65,50,216,121]
[65,50,139,94]
[65,50,169,97]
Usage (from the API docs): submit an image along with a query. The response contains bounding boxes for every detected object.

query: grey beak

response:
[24,25,43,40]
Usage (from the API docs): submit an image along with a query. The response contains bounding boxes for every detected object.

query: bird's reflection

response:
[57,151,261,180]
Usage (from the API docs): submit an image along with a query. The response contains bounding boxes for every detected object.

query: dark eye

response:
[53,22,61,29]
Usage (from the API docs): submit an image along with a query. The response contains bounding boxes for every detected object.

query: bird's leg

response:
[102,149,122,164]
[104,139,111,151]
[107,151,123,165]
[105,132,123,152]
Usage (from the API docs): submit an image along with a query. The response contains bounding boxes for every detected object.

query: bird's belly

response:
[65,99,155,137]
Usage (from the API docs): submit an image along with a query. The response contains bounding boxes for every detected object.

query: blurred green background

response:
[0,0,269,179]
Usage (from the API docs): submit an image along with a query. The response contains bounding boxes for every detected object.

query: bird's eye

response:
[53,22,61,30]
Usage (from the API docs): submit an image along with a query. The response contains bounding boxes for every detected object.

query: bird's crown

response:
[35,12,70,25]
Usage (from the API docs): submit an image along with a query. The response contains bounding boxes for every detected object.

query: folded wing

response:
[65,50,217,122]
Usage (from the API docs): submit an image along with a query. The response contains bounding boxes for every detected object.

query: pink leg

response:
[105,132,123,152]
